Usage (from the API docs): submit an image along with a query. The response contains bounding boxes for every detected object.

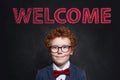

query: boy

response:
[35,26,87,80]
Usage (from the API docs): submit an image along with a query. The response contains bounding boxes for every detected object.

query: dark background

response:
[1,0,118,80]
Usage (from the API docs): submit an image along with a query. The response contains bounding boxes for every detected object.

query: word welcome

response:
[13,8,111,24]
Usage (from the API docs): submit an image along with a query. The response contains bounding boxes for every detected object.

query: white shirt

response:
[53,61,70,80]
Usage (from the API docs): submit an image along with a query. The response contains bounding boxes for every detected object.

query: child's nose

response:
[57,48,62,54]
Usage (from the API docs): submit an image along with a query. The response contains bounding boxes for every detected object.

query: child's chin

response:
[54,60,67,66]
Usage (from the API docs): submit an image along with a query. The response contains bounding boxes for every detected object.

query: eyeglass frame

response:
[49,45,72,53]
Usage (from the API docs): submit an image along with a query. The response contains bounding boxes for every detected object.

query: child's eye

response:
[62,46,69,48]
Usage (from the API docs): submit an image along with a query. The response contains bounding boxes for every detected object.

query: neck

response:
[53,61,70,70]
[57,63,67,69]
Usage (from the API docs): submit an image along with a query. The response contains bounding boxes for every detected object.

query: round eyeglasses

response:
[49,45,71,53]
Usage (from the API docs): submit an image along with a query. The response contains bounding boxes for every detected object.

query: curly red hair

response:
[45,26,77,50]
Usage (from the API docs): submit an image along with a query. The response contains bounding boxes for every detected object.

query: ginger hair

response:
[45,26,77,50]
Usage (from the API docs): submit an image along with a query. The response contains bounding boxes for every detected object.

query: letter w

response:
[13,8,32,24]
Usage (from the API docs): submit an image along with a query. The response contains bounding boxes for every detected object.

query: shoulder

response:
[35,65,52,80]
[37,64,52,74]
[70,64,85,72]
[70,64,87,80]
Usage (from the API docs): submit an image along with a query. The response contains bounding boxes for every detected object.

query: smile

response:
[55,56,66,59]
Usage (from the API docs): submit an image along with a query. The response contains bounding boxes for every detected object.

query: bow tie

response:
[53,68,70,78]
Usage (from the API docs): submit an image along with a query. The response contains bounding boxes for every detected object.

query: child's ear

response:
[70,53,73,55]
[70,51,73,55]
[70,48,75,55]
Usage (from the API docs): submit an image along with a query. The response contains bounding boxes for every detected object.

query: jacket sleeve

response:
[34,70,43,80]
[80,70,87,80]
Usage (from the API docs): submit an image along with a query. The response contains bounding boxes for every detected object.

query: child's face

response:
[50,37,73,67]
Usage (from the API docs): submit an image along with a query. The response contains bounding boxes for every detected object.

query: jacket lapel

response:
[66,64,75,80]
[46,64,78,80]
[47,64,56,80]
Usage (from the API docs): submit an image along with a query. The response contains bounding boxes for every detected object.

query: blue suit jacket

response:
[35,64,87,80]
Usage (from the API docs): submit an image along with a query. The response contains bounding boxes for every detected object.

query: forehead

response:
[50,37,71,46]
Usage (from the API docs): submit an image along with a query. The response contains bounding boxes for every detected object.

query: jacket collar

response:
[47,63,75,80]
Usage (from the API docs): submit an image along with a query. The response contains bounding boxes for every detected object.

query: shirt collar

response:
[53,61,70,70]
